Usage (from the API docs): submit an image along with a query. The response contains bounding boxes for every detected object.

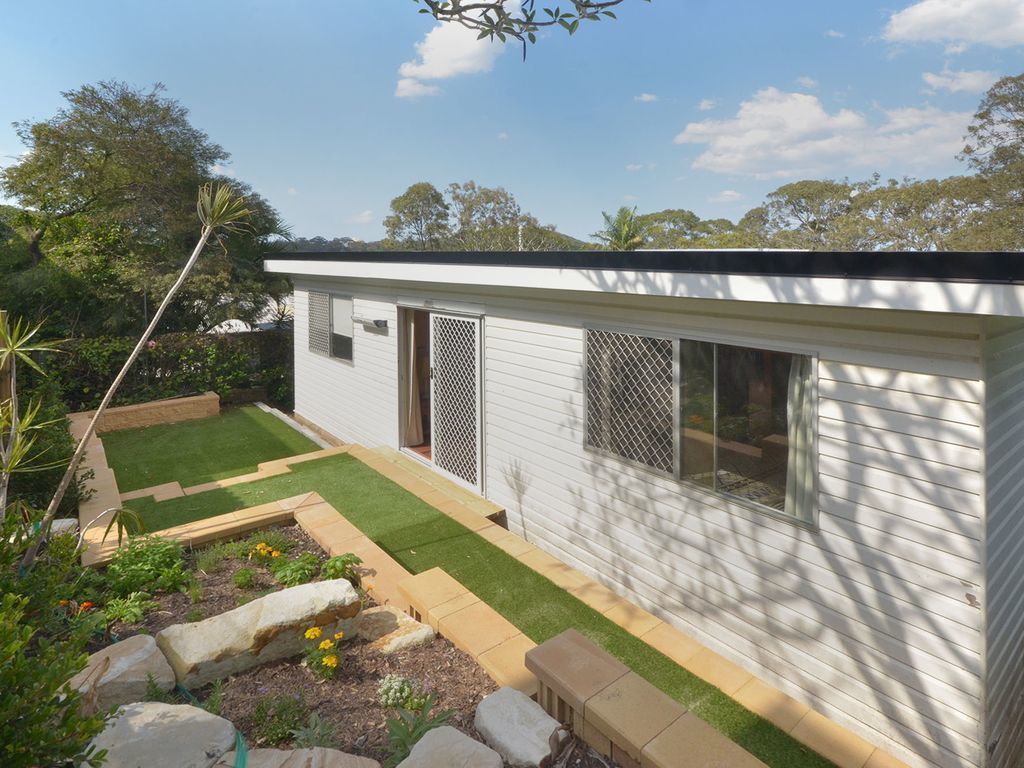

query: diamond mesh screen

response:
[431,315,479,488]
[586,330,674,473]
[308,291,330,356]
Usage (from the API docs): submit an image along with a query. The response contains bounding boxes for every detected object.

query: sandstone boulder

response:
[70,634,175,712]
[358,606,434,654]
[91,702,235,768]
[156,578,361,687]
[215,748,379,767]
[475,687,566,767]
[396,726,502,768]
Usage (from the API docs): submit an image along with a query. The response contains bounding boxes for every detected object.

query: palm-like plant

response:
[592,206,650,251]
[18,184,251,570]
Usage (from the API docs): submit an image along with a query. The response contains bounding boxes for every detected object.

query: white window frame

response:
[582,324,819,527]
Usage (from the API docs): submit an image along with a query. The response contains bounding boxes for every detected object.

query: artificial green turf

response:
[129,453,835,768]
[102,405,320,492]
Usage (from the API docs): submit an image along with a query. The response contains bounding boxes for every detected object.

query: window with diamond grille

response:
[431,315,480,488]
[585,330,674,473]
[308,291,330,356]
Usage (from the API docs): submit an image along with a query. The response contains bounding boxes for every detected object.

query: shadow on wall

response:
[493,267,986,768]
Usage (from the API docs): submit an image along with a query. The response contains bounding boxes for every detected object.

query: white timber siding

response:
[290,277,987,768]
[292,281,399,447]
[983,321,1024,768]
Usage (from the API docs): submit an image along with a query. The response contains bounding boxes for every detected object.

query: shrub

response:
[106,536,190,596]
[302,625,345,681]
[290,712,337,749]
[271,552,319,587]
[383,693,454,768]
[0,593,109,767]
[243,529,295,557]
[233,567,255,589]
[195,544,229,573]
[320,553,362,587]
[102,591,157,624]
[253,694,309,746]
[188,578,203,604]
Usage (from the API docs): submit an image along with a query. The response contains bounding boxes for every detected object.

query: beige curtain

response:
[403,311,424,445]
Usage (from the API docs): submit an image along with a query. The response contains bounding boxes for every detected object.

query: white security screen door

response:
[429,313,482,492]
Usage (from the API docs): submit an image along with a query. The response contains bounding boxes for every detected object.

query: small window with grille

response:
[585,329,675,473]
[308,291,330,356]
[330,296,354,361]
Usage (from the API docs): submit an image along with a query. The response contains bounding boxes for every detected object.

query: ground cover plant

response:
[102,404,319,492]
[128,452,837,768]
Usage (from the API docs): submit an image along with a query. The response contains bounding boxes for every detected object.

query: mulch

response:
[101,524,620,767]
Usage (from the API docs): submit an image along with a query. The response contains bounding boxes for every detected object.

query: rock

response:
[396,726,502,768]
[156,578,362,687]
[215,748,379,768]
[475,687,566,767]
[358,606,434,654]
[69,634,175,711]
[91,702,235,768]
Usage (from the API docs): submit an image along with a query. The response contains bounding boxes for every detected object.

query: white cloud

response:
[349,209,374,225]
[212,163,236,178]
[674,87,970,178]
[396,19,508,98]
[395,78,440,99]
[287,187,298,196]
[711,190,744,203]
[698,98,716,111]
[884,0,1024,48]
[796,76,818,89]
[635,93,659,102]
[625,163,644,172]
[825,29,846,38]
[496,131,510,140]
[623,194,639,202]
[922,67,998,92]
[945,41,969,53]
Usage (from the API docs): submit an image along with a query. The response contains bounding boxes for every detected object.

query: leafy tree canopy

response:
[0,81,289,336]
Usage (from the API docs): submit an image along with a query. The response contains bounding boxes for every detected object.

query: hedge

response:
[46,330,294,412]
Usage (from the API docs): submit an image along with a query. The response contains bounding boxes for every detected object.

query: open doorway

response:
[400,308,432,460]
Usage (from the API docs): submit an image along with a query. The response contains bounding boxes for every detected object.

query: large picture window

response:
[586,329,815,521]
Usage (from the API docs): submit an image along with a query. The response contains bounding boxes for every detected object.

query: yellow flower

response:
[362,582,374,592]
[304,627,322,640]
[319,639,334,650]
[322,654,338,668]
[333,631,345,641]
[271,551,281,558]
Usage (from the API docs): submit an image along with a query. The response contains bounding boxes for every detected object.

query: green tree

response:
[592,206,650,250]
[416,0,647,49]
[0,81,288,336]
[383,182,451,250]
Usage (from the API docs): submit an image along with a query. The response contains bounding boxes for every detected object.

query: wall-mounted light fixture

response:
[351,316,388,329]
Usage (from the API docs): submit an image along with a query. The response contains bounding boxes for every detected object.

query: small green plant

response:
[194,544,228,574]
[188,578,203,605]
[203,679,224,716]
[102,592,157,624]
[377,674,415,709]
[383,693,454,768]
[186,606,204,623]
[320,553,362,587]
[106,536,189,596]
[232,567,255,590]
[271,552,319,587]
[302,625,345,680]
[290,712,337,748]
[144,673,173,703]
[253,694,309,746]
[243,529,295,556]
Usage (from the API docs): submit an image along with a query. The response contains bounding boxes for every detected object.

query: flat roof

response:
[264,249,1024,317]
[266,249,1024,284]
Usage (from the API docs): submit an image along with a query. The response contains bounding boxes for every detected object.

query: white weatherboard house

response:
[265,250,1024,768]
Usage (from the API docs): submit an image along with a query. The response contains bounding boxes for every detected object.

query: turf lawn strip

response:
[129,453,836,768]
[101,405,320,492]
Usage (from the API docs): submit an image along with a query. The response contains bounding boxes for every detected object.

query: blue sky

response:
[1,0,1021,242]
